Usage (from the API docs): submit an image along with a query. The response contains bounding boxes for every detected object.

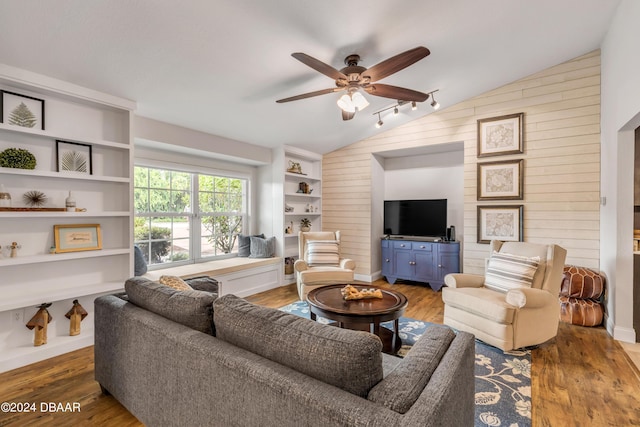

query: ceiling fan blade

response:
[364,84,429,102]
[276,87,343,103]
[342,110,356,121]
[292,53,348,81]
[363,47,430,82]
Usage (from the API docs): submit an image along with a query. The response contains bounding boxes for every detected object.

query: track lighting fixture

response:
[372,89,439,128]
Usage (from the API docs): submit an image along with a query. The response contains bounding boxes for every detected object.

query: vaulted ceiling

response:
[0,1,620,154]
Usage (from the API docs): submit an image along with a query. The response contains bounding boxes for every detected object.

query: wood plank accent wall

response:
[323,50,601,277]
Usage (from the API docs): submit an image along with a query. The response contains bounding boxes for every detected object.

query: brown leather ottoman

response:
[559,265,605,327]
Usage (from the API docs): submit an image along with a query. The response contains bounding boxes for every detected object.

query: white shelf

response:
[285,212,320,216]
[284,234,298,238]
[0,248,130,267]
[0,333,95,372]
[0,166,129,183]
[0,122,130,150]
[285,192,321,199]
[0,210,130,218]
[285,172,321,181]
[0,280,124,312]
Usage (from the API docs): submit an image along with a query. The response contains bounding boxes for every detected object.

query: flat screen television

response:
[384,199,447,238]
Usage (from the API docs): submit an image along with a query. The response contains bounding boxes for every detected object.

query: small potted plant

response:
[300,218,311,232]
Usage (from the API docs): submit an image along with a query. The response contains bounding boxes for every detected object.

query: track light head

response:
[375,113,383,128]
[411,101,417,110]
[430,92,440,110]
[393,107,399,115]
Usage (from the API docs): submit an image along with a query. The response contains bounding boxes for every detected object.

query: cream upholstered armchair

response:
[294,231,356,300]
[442,240,567,351]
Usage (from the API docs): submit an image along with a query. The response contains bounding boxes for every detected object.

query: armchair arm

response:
[506,287,556,309]
[444,273,485,289]
[340,258,356,270]
[294,259,308,273]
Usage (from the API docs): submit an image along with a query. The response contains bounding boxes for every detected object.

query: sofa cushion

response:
[249,235,275,258]
[485,251,540,293]
[213,294,383,397]
[159,275,193,291]
[125,277,216,335]
[237,233,265,257]
[305,240,340,266]
[368,325,456,413]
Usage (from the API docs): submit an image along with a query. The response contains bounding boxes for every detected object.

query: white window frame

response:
[134,160,251,270]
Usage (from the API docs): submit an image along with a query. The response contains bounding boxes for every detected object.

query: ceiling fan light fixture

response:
[351,91,370,111]
[337,93,356,113]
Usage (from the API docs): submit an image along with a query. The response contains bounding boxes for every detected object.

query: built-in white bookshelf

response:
[281,147,322,259]
[0,68,135,373]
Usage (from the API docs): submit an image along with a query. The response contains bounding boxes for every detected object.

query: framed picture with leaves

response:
[1,90,45,130]
[56,140,93,175]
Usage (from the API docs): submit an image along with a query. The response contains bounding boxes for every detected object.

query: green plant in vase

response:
[0,147,37,169]
[300,218,311,232]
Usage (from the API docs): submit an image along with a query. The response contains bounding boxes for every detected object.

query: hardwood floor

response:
[1,280,639,426]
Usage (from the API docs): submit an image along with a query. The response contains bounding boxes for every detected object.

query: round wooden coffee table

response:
[306,284,408,355]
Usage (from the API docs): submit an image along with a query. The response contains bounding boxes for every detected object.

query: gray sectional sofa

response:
[94,277,475,427]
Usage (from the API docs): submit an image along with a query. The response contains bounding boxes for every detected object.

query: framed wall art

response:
[54,224,102,253]
[56,140,93,175]
[477,159,523,200]
[477,205,523,244]
[1,90,45,130]
[477,112,523,157]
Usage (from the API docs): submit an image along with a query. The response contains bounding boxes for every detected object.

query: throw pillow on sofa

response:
[213,294,383,397]
[125,277,216,335]
[159,275,193,291]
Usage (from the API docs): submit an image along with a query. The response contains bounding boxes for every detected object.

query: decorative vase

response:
[0,184,11,208]
[65,191,76,212]
[301,226,310,232]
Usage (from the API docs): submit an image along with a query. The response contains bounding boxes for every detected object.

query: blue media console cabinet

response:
[381,238,460,291]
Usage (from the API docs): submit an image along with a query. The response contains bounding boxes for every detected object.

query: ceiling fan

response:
[276,46,430,121]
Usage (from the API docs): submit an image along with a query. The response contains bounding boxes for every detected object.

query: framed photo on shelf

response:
[56,140,93,175]
[477,159,524,200]
[1,90,45,130]
[54,224,102,253]
[477,205,523,244]
[477,112,523,157]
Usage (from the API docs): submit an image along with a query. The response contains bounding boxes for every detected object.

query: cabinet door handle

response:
[385,259,390,262]
[409,261,416,265]
[438,264,442,268]
[420,245,425,249]
[400,244,405,247]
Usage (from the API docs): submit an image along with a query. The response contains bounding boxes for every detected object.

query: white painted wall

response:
[600,0,640,342]
[383,151,465,241]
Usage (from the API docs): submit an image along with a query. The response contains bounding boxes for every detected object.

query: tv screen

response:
[384,199,447,238]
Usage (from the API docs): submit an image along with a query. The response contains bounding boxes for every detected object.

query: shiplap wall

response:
[323,50,601,277]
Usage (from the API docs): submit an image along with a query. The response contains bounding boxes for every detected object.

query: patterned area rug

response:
[280,301,531,427]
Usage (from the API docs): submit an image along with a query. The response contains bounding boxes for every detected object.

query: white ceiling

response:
[0,1,620,155]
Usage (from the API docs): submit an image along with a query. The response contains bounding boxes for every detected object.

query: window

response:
[134,165,247,268]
